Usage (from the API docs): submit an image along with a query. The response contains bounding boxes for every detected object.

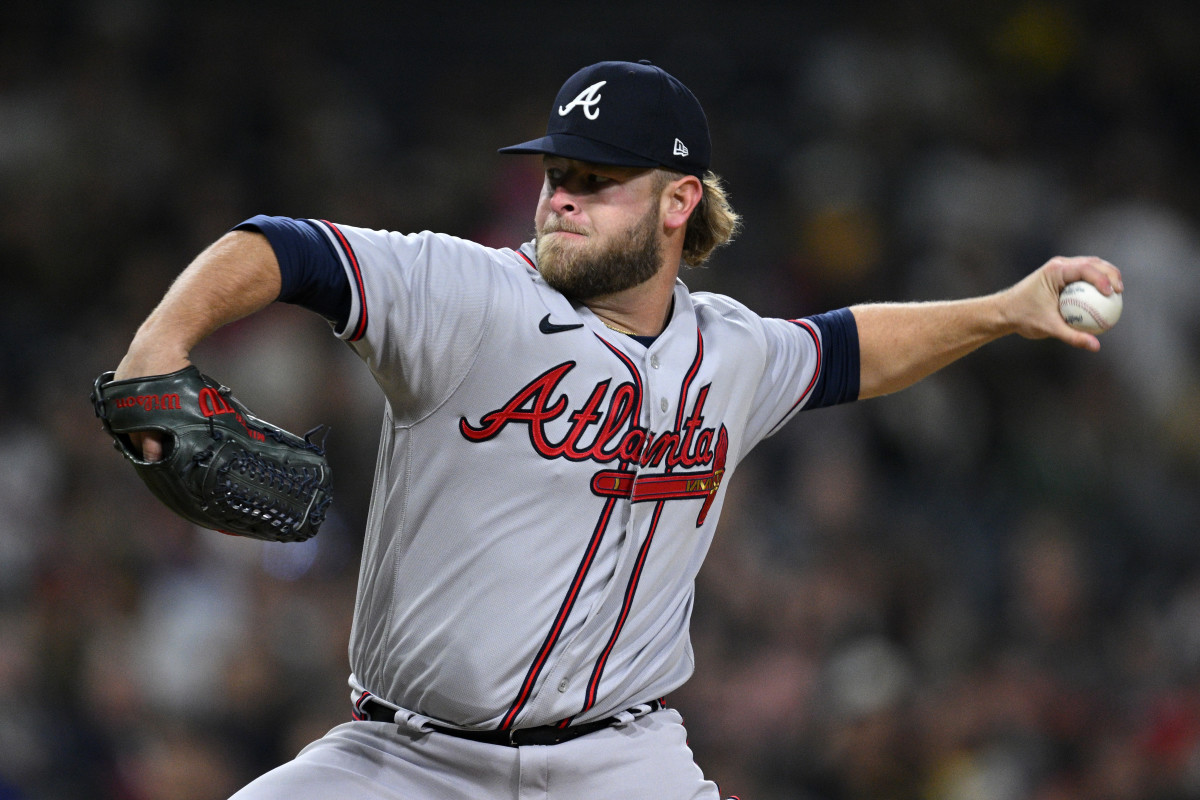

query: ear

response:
[660,175,703,233]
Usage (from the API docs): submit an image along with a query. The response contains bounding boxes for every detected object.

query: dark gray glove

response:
[92,366,333,542]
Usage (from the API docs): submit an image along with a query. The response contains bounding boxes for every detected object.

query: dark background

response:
[3,1,1200,798]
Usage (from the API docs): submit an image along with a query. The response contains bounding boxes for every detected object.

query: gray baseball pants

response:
[229,707,721,799]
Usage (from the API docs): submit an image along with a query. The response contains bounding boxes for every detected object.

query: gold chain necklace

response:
[601,320,636,335]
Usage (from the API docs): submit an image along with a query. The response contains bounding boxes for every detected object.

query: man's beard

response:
[535,209,664,301]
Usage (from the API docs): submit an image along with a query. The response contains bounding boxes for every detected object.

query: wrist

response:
[114,329,192,381]
[985,287,1022,339]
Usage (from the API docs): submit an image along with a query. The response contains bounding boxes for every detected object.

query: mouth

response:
[541,219,589,238]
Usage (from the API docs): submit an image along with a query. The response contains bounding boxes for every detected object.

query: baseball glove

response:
[91,366,333,542]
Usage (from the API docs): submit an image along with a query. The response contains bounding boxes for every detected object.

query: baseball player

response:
[113,60,1122,799]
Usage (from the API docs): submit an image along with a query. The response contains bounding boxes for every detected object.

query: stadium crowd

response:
[2,2,1199,798]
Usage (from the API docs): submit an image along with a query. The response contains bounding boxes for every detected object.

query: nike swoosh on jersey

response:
[538,314,584,334]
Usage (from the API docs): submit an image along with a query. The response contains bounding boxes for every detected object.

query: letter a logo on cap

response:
[558,81,606,120]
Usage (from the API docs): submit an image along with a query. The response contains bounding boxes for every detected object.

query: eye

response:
[586,173,613,186]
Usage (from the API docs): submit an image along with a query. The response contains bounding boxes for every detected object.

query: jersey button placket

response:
[643,349,673,445]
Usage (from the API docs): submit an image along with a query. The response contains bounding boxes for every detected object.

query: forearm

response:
[851,295,1011,399]
[850,255,1124,400]
[116,230,282,380]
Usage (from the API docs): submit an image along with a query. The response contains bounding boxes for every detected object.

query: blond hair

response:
[655,169,742,266]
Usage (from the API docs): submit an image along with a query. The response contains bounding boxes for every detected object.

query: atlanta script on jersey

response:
[241,217,858,731]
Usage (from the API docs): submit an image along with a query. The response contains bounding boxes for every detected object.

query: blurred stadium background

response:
[2,1,1199,798]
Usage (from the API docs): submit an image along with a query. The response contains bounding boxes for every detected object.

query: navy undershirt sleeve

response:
[233,215,351,327]
[796,307,860,409]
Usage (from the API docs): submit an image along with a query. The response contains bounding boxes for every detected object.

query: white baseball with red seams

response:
[1059,280,1123,334]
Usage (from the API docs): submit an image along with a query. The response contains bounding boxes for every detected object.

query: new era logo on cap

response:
[499,60,711,178]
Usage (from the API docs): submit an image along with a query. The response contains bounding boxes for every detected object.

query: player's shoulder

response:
[322,224,534,276]
[414,231,532,270]
[690,290,756,318]
[689,290,769,334]
[346,226,525,261]
[680,291,778,359]
[688,289,819,349]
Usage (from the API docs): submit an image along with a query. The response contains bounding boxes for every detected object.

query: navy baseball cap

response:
[499,60,711,178]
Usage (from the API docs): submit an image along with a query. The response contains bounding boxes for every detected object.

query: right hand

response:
[1001,255,1124,352]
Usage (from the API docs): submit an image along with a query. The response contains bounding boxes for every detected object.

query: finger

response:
[1050,256,1124,295]
[1062,328,1101,353]
[131,431,166,463]
[1039,307,1103,351]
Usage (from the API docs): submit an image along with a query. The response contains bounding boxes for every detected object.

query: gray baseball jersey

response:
[265,220,855,732]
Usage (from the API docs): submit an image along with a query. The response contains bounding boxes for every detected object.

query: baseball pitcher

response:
[106,60,1123,799]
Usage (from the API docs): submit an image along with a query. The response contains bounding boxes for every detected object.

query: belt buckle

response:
[507,724,561,747]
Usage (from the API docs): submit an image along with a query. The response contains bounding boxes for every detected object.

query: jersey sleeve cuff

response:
[233,215,351,326]
[794,307,860,409]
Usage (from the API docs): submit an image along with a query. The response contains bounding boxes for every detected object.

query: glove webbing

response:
[216,449,332,538]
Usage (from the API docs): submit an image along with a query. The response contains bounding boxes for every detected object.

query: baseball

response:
[1059,280,1123,334]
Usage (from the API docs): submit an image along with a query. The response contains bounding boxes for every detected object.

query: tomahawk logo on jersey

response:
[234,214,859,731]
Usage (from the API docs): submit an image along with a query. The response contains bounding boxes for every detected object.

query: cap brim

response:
[498,133,660,169]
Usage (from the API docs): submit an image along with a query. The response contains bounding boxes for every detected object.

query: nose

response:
[549,184,578,216]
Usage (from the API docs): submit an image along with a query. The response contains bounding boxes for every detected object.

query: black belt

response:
[355,697,664,747]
